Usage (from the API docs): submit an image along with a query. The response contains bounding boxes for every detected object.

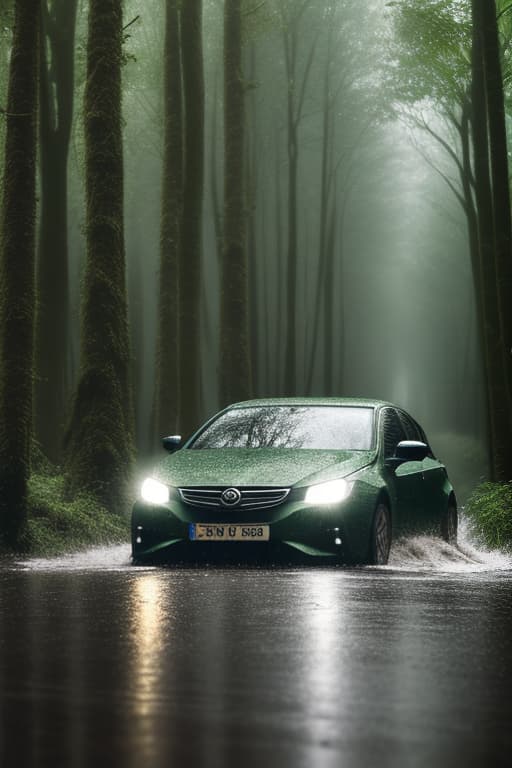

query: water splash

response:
[11,517,512,574]
[17,543,132,572]
[388,516,512,573]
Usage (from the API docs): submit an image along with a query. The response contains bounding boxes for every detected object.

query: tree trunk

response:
[0,0,39,547]
[154,0,183,440]
[307,37,331,394]
[481,0,512,452]
[35,0,78,464]
[64,0,134,514]
[284,95,298,396]
[179,0,204,438]
[471,0,512,480]
[220,0,252,406]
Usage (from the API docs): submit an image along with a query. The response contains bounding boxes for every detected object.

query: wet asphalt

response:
[0,539,511,768]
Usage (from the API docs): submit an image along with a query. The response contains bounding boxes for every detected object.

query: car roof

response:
[228,397,395,410]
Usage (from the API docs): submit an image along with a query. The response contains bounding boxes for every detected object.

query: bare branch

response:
[122,15,140,33]
[244,2,266,17]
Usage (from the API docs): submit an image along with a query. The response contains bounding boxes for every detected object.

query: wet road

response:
[1,533,512,768]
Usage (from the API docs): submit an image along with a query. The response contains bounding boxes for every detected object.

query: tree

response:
[389,0,512,479]
[0,0,39,546]
[0,1,14,193]
[35,0,78,464]
[65,0,134,514]
[154,0,183,438]
[220,0,252,405]
[179,0,205,437]
[471,0,512,480]
[279,0,316,394]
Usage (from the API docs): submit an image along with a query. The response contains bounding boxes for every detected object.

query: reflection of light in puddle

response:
[130,576,165,724]
[299,572,348,759]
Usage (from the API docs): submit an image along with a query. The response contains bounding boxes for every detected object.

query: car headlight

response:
[304,478,352,505]
[141,478,170,505]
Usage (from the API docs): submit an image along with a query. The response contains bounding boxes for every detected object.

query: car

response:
[131,397,457,565]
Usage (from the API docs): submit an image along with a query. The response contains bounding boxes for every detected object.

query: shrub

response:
[12,472,129,556]
[464,482,512,549]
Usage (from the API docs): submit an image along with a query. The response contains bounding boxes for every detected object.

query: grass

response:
[464,481,512,550]
[11,471,130,557]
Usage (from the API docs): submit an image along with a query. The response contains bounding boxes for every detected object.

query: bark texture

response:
[220,0,252,405]
[154,0,183,439]
[0,0,39,546]
[179,0,204,438]
[65,0,134,514]
[35,0,78,463]
[471,0,512,480]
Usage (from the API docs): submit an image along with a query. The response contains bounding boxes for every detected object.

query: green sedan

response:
[132,398,457,565]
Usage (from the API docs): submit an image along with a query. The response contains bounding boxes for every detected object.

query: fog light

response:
[335,538,342,546]
[136,536,142,544]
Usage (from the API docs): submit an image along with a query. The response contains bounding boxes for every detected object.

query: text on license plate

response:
[189,524,270,542]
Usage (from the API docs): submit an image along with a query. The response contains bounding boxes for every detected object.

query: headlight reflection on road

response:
[130,575,166,721]
[299,571,353,756]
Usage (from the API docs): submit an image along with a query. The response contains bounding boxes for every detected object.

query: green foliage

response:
[465,481,512,549]
[386,0,471,110]
[10,472,129,556]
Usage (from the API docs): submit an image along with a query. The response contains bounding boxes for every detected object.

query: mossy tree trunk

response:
[471,0,512,481]
[220,0,252,406]
[65,0,134,515]
[35,0,78,464]
[481,0,512,464]
[179,0,204,438]
[0,0,39,547]
[154,0,183,440]
[0,2,15,193]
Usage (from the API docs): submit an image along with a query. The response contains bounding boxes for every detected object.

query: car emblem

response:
[221,487,242,507]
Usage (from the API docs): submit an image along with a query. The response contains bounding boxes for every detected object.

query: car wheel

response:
[441,502,458,545]
[368,502,392,565]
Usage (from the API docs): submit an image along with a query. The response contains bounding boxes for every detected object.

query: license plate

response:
[189,524,270,542]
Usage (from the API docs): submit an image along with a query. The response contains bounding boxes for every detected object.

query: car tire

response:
[441,502,458,545]
[367,502,392,565]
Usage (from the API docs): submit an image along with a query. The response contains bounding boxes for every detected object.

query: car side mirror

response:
[386,440,429,469]
[162,435,182,453]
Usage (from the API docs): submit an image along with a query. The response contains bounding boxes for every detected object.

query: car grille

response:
[178,487,290,511]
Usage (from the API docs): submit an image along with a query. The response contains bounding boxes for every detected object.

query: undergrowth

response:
[464,482,512,549]
[14,472,129,557]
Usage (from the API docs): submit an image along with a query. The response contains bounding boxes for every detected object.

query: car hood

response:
[153,448,375,488]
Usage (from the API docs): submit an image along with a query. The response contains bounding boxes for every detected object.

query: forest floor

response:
[0,472,129,558]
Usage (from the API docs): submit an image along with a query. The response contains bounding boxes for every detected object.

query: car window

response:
[381,408,407,458]
[189,406,375,451]
[398,410,435,456]
[397,410,422,441]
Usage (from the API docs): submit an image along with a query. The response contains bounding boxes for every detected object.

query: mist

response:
[110,0,484,497]
[0,0,490,502]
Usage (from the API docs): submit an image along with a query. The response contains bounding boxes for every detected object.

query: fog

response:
[0,0,487,500]
[121,0,485,495]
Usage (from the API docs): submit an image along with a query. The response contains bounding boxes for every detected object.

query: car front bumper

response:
[131,483,377,564]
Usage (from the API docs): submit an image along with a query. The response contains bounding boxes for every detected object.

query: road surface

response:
[1,528,511,767]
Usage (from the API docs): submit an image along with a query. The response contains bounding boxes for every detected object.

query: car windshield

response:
[189,406,374,450]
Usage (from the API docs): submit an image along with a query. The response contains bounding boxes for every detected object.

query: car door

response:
[381,408,424,533]
[414,421,448,531]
